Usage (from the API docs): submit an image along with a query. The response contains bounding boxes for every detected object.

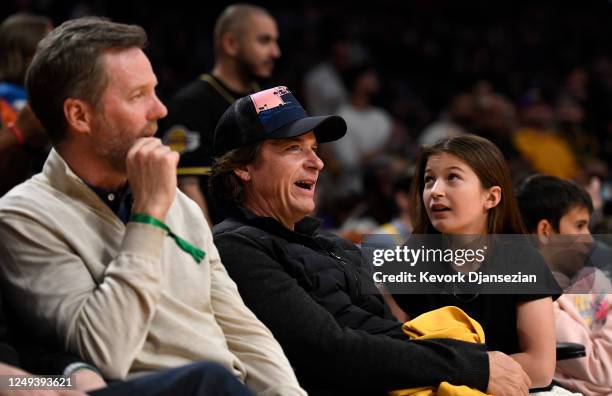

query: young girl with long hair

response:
[393,135,559,388]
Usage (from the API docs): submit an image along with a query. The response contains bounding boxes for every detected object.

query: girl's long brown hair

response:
[411,135,526,234]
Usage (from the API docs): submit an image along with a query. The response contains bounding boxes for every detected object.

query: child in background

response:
[517,174,612,396]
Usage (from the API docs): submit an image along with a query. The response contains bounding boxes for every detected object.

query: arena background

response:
[3,0,612,231]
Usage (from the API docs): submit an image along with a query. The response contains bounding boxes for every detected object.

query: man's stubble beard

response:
[236,49,273,82]
[91,115,134,174]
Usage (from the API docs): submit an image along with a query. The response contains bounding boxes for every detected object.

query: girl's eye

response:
[448,173,460,181]
[424,175,434,184]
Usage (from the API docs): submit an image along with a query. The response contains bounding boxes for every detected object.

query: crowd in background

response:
[2,0,612,237]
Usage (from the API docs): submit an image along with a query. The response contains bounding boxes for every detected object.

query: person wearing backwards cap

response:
[211,86,530,396]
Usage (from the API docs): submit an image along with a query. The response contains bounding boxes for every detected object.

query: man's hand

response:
[15,104,49,150]
[127,138,179,221]
[0,387,86,396]
[72,369,106,392]
[487,351,531,396]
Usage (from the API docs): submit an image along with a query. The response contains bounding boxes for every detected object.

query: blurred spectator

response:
[0,13,52,196]
[331,63,393,196]
[0,13,51,123]
[372,174,413,248]
[335,157,398,243]
[563,67,589,103]
[417,92,474,146]
[303,34,354,116]
[513,88,579,179]
[556,94,602,172]
[0,104,48,196]
[159,4,280,225]
[469,84,533,183]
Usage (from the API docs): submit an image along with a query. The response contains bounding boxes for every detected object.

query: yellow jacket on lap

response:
[390,306,489,396]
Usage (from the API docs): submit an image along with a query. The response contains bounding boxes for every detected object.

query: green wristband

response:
[129,213,205,264]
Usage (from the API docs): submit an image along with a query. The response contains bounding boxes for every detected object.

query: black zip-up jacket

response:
[213,207,489,395]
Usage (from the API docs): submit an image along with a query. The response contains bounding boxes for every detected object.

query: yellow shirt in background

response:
[513,128,578,180]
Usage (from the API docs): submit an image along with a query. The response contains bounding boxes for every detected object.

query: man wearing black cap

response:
[211,86,530,396]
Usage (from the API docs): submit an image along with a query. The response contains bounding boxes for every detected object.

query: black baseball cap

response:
[213,86,346,156]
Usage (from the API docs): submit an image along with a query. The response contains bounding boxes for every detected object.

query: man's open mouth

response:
[295,180,314,191]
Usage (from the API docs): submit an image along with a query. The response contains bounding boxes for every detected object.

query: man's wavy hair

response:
[210,142,262,206]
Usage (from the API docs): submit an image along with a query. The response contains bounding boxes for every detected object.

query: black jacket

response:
[213,207,490,395]
[0,291,84,374]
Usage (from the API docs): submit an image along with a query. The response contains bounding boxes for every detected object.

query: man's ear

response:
[64,98,94,135]
[484,186,502,209]
[233,166,251,181]
[536,219,553,244]
[221,32,240,57]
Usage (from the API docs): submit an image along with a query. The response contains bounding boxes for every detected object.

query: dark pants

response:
[90,361,255,396]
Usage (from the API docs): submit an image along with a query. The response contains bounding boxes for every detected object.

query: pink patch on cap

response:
[250,86,291,114]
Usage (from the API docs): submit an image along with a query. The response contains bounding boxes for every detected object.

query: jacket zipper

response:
[327,250,361,299]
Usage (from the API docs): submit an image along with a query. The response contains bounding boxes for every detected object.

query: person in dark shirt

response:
[210,86,531,396]
[392,135,559,389]
[159,3,280,225]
